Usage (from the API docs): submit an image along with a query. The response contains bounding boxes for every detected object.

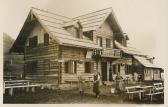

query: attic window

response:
[44,33,49,46]
[83,31,93,41]
[97,37,102,47]
[29,36,37,48]
[106,38,111,48]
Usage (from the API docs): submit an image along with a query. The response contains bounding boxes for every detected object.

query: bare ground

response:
[3,85,164,104]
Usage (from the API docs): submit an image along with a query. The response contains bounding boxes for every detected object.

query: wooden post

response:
[3,82,5,94]
[26,87,29,92]
[9,88,13,96]
[31,87,35,92]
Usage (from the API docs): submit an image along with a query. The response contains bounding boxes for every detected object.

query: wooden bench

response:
[144,83,164,101]
[125,86,144,100]
[3,80,41,96]
[5,84,41,96]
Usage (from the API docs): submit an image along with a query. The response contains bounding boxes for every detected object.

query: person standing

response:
[78,76,85,97]
[115,72,124,95]
[93,72,101,98]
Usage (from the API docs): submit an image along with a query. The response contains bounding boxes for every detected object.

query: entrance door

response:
[101,62,107,81]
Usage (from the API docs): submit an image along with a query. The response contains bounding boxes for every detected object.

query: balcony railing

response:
[101,49,121,58]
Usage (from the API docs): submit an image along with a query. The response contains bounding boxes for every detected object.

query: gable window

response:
[44,33,49,46]
[83,31,93,41]
[97,37,102,47]
[85,62,94,73]
[106,38,111,48]
[29,36,37,48]
[64,61,77,74]
[26,61,37,74]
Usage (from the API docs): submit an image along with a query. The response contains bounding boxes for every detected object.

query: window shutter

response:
[91,62,94,73]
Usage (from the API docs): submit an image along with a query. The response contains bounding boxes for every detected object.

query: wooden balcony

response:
[101,48,121,58]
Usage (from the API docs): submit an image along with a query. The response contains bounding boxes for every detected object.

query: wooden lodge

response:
[10,7,163,88]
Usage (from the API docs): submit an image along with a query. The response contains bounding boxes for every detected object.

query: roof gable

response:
[10,8,101,53]
[73,7,112,32]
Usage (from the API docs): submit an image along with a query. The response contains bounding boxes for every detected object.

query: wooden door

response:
[101,62,107,81]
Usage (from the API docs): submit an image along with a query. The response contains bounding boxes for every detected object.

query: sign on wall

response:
[112,58,132,65]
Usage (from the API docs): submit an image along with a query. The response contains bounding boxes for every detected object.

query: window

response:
[29,36,37,48]
[44,33,49,46]
[83,31,93,41]
[106,38,111,48]
[64,61,77,74]
[113,64,120,74]
[85,62,94,73]
[125,65,131,74]
[26,61,37,74]
[65,62,69,73]
[97,37,102,47]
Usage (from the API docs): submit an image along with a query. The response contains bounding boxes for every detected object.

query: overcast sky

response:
[1,0,168,70]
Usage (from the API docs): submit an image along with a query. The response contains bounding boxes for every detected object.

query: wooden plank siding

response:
[24,38,59,85]
[60,46,96,83]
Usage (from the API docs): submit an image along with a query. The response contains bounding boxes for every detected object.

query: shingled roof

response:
[114,41,147,57]
[11,7,105,52]
[73,7,112,32]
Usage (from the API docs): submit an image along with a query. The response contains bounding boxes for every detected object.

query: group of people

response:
[78,72,101,98]
[78,72,125,98]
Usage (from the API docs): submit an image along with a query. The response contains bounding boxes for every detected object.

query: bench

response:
[3,80,41,96]
[125,86,144,100]
[5,84,41,96]
[144,83,164,101]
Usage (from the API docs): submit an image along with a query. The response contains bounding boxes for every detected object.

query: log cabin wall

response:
[60,46,96,83]
[24,22,59,85]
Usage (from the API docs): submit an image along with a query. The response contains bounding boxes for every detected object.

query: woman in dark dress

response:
[93,72,101,98]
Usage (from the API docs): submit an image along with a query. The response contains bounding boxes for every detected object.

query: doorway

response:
[101,62,107,81]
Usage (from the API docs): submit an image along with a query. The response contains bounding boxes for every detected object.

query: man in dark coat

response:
[93,72,101,98]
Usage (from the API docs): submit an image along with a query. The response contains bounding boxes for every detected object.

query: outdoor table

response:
[136,85,154,100]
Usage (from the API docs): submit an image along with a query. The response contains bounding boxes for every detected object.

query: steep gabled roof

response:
[10,7,102,53]
[73,7,124,34]
[73,7,112,32]
[32,8,101,49]
[134,56,162,69]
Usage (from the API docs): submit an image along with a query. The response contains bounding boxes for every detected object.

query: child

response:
[78,76,85,97]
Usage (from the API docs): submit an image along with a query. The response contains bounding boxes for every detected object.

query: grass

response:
[3,85,164,104]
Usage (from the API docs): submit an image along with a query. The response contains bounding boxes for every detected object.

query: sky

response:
[1,0,168,71]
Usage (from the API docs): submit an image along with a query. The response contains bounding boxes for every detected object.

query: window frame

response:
[29,36,38,48]
[97,37,102,47]
[85,62,93,73]
[106,38,111,48]
[44,33,49,46]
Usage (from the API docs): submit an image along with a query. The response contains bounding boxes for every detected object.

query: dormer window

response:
[83,31,93,41]
[63,20,83,39]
